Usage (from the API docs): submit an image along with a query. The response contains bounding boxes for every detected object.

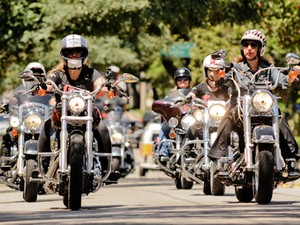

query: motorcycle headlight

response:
[10,116,20,127]
[168,117,179,128]
[208,104,226,122]
[111,131,123,143]
[252,91,273,113]
[181,114,196,130]
[193,109,204,122]
[68,96,86,114]
[25,113,42,130]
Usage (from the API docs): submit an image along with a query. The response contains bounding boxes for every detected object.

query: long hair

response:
[235,55,271,64]
[47,62,65,74]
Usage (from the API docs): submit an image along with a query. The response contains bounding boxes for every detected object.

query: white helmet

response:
[241,29,267,56]
[60,34,88,69]
[109,65,120,73]
[25,62,46,80]
[203,55,225,78]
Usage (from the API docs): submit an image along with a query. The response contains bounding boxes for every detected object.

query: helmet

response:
[60,34,88,69]
[174,67,191,81]
[203,55,225,78]
[109,65,120,74]
[240,29,267,57]
[25,62,46,81]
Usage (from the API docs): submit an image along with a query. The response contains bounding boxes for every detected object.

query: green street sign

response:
[160,42,195,58]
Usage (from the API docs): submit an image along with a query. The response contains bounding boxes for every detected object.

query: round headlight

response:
[252,91,273,113]
[181,114,196,130]
[111,132,123,143]
[10,116,20,127]
[168,117,179,128]
[193,109,204,122]
[68,96,85,114]
[25,113,42,130]
[208,104,226,122]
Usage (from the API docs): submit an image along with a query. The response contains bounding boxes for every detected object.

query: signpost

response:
[160,42,195,58]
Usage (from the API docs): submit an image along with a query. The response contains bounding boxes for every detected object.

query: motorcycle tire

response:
[23,159,39,202]
[66,134,84,210]
[181,177,193,189]
[254,150,274,204]
[210,170,225,196]
[174,172,182,189]
[203,171,212,195]
[235,186,253,202]
[112,158,121,172]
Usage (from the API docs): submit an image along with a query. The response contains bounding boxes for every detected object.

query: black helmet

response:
[174,67,191,81]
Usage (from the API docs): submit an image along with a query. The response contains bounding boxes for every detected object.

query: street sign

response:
[160,42,195,58]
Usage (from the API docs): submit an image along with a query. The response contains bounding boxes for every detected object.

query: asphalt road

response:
[0,164,300,225]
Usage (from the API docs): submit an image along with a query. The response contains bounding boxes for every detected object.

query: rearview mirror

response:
[121,73,139,83]
[286,53,300,66]
[211,50,226,60]
[18,70,39,82]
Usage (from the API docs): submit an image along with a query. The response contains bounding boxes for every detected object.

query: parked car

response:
[139,117,161,176]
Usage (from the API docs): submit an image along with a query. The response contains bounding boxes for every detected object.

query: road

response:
[0,165,300,225]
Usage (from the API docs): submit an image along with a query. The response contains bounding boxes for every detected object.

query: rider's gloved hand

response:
[185,95,193,103]
[39,82,47,90]
[0,103,9,113]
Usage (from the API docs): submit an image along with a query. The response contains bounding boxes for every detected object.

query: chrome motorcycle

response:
[32,72,138,210]
[212,53,300,204]
[0,71,53,202]
[102,98,135,178]
[181,99,227,194]
[152,89,199,189]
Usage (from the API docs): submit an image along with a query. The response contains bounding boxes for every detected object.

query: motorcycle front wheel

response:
[64,134,84,210]
[254,150,274,204]
[23,159,39,202]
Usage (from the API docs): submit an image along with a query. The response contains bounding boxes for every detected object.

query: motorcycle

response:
[152,88,201,189]
[0,70,53,202]
[30,72,138,210]
[102,97,135,178]
[180,99,227,195]
[212,52,300,204]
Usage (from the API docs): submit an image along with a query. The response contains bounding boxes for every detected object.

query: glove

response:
[0,103,9,113]
[185,95,192,103]
[39,82,47,90]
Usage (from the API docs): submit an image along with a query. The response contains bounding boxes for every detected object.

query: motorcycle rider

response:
[208,29,300,177]
[0,62,53,168]
[157,67,192,160]
[184,53,231,140]
[38,34,120,182]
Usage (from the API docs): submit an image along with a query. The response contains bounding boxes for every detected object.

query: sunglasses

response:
[65,48,84,57]
[176,77,189,82]
[242,42,258,48]
[208,68,219,72]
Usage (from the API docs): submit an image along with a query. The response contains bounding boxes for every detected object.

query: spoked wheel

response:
[254,150,274,204]
[23,159,39,202]
[66,134,84,210]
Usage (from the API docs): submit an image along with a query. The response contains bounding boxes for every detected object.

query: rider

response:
[0,62,52,168]
[38,34,120,182]
[157,67,192,159]
[184,53,231,140]
[208,29,300,177]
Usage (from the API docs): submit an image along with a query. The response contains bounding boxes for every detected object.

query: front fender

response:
[252,125,275,144]
[112,146,121,157]
[24,140,38,155]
